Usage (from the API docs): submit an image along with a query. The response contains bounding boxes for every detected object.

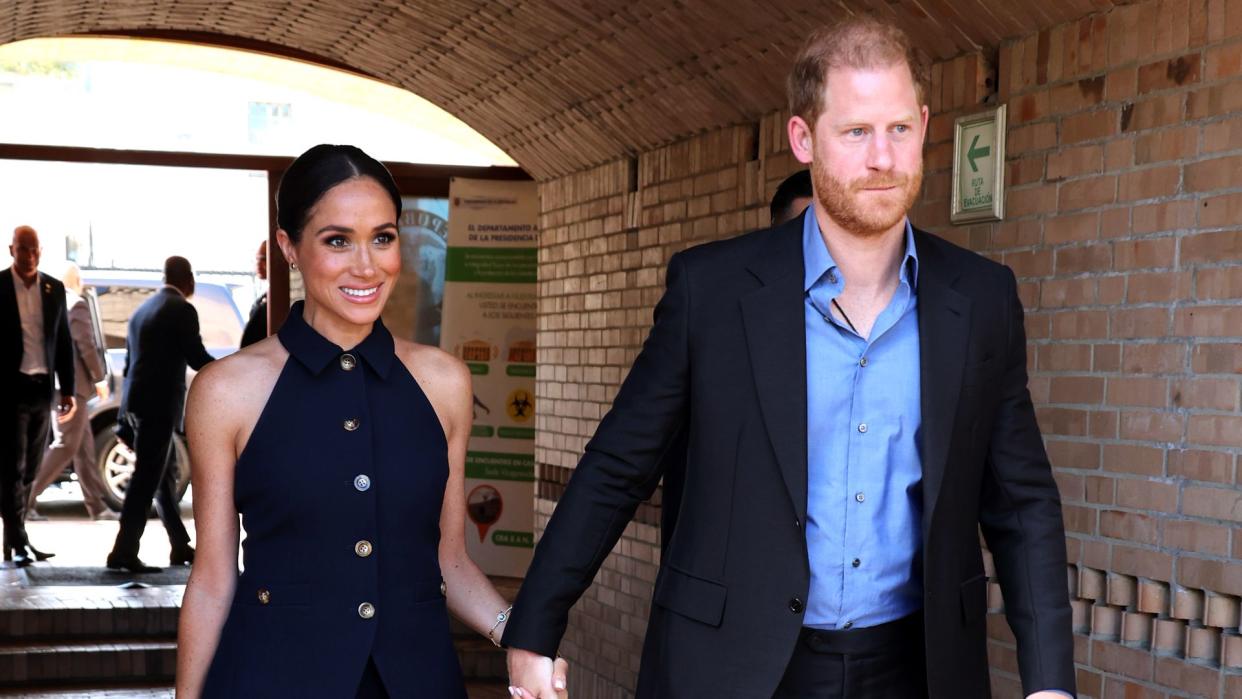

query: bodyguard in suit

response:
[1,226,74,566]
[107,256,213,573]
[506,18,1074,699]
[28,263,116,521]
[239,240,268,348]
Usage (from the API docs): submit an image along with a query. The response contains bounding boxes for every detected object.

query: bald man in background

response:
[1,226,75,566]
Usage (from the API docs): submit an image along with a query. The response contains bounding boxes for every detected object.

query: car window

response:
[93,286,156,349]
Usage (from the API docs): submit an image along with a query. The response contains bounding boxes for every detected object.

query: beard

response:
[812,158,923,238]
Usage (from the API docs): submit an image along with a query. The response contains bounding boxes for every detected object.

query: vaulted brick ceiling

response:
[2,0,1112,178]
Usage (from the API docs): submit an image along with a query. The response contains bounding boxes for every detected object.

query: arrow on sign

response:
[967,134,990,173]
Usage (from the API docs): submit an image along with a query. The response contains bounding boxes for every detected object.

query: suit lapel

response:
[1,268,21,360]
[740,221,809,523]
[914,231,971,539]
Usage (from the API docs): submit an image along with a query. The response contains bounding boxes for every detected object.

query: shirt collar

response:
[801,206,920,292]
[277,300,394,378]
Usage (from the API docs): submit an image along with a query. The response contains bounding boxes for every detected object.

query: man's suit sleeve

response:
[502,252,692,658]
[69,300,106,385]
[978,267,1076,696]
[179,303,215,370]
[53,289,75,398]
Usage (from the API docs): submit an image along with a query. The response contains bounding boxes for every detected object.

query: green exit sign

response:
[952,104,1007,224]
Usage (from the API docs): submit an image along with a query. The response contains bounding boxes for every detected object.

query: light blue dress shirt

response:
[803,207,924,630]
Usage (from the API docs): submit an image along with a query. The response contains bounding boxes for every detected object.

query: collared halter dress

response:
[203,301,466,698]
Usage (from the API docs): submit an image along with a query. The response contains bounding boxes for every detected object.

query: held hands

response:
[507,647,569,698]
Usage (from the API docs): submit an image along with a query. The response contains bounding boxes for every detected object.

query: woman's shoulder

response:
[190,336,288,407]
[393,338,471,399]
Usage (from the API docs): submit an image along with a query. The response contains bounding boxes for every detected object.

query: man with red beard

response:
[505,17,1074,699]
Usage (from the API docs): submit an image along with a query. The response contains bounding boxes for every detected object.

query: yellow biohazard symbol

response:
[506,389,535,422]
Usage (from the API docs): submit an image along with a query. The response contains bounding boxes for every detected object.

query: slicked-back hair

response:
[276,144,402,243]
[787,17,930,125]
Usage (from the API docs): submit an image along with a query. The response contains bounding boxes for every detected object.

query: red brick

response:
[1007,122,1058,155]
[1179,556,1242,596]
[1187,79,1242,119]
[1137,53,1203,94]
[1185,155,1242,192]
[1055,245,1113,275]
[1131,200,1196,234]
[1047,439,1100,470]
[1050,77,1107,115]
[1002,249,1053,278]
[1203,115,1242,153]
[1205,39,1242,79]
[1127,342,1182,374]
[1110,307,1170,338]
[1046,145,1103,180]
[1200,193,1242,229]
[1175,305,1242,336]
[1100,510,1160,545]
[1173,377,1241,410]
[1091,637,1154,681]
[1059,175,1117,210]
[1192,342,1242,373]
[1099,208,1131,239]
[1062,110,1119,145]
[1103,443,1165,476]
[1086,475,1116,505]
[1051,375,1105,404]
[1103,137,1134,172]
[1105,66,1138,101]
[1128,271,1192,303]
[1169,448,1235,483]
[1093,343,1122,372]
[1111,544,1173,581]
[1098,275,1125,305]
[1118,478,1179,514]
[1010,89,1050,124]
[1113,237,1176,270]
[1118,165,1181,202]
[1007,184,1058,217]
[1036,407,1090,436]
[1119,409,1184,443]
[1184,484,1242,521]
[1106,377,1169,409]
[1039,343,1092,372]
[1052,310,1109,339]
[1197,266,1242,299]
[1044,212,1100,244]
[1164,519,1231,556]
[1134,126,1198,164]
[1188,414,1242,447]
[1063,504,1097,535]
[1005,155,1045,187]
[1182,230,1242,263]
[1122,93,1184,133]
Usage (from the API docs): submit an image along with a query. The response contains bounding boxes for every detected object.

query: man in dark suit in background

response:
[1,225,74,566]
[239,240,268,348]
[106,255,213,573]
[506,18,1073,699]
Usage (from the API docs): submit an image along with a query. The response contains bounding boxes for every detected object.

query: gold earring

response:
[290,262,298,271]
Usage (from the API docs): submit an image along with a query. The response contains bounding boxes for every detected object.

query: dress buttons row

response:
[354,474,371,492]
[358,602,375,619]
[340,353,357,371]
[355,540,373,557]
[343,418,360,432]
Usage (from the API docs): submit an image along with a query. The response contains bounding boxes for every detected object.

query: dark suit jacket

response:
[121,286,214,419]
[240,291,267,348]
[0,267,75,400]
[504,217,1075,698]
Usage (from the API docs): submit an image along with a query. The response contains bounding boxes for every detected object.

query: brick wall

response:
[534,0,1242,696]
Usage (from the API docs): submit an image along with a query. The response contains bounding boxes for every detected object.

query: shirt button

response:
[358,602,375,619]
[340,353,357,371]
[852,558,861,568]
[440,580,447,597]
[789,597,804,614]
[827,272,838,284]
[859,357,868,367]
[855,491,865,503]
[354,474,371,492]
[354,540,373,557]
[858,423,868,433]
[257,588,271,605]
[343,418,360,432]
[843,620,854,629]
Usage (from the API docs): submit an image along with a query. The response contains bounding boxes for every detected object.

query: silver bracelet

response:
[488,605,513,647]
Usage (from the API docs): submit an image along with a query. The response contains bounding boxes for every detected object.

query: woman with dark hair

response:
[175,145,565,698]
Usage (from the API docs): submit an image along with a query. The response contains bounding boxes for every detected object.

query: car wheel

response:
[94,423,192,512]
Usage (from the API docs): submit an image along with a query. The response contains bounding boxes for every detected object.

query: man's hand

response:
[507,647,568,698]
[55,395,76,424]
[95,381,110,402]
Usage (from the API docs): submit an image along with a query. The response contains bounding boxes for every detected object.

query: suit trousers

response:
[773,613,928,699]
[29,391,110,517]
[110,412,190,558]
[1,374,52,549]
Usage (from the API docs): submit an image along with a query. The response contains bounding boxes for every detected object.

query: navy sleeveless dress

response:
[203,302,466,698]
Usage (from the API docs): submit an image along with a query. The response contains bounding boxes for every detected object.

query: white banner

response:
[442,177,538,577]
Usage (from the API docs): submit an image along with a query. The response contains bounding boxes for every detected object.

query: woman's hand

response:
[508,648,568,698]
